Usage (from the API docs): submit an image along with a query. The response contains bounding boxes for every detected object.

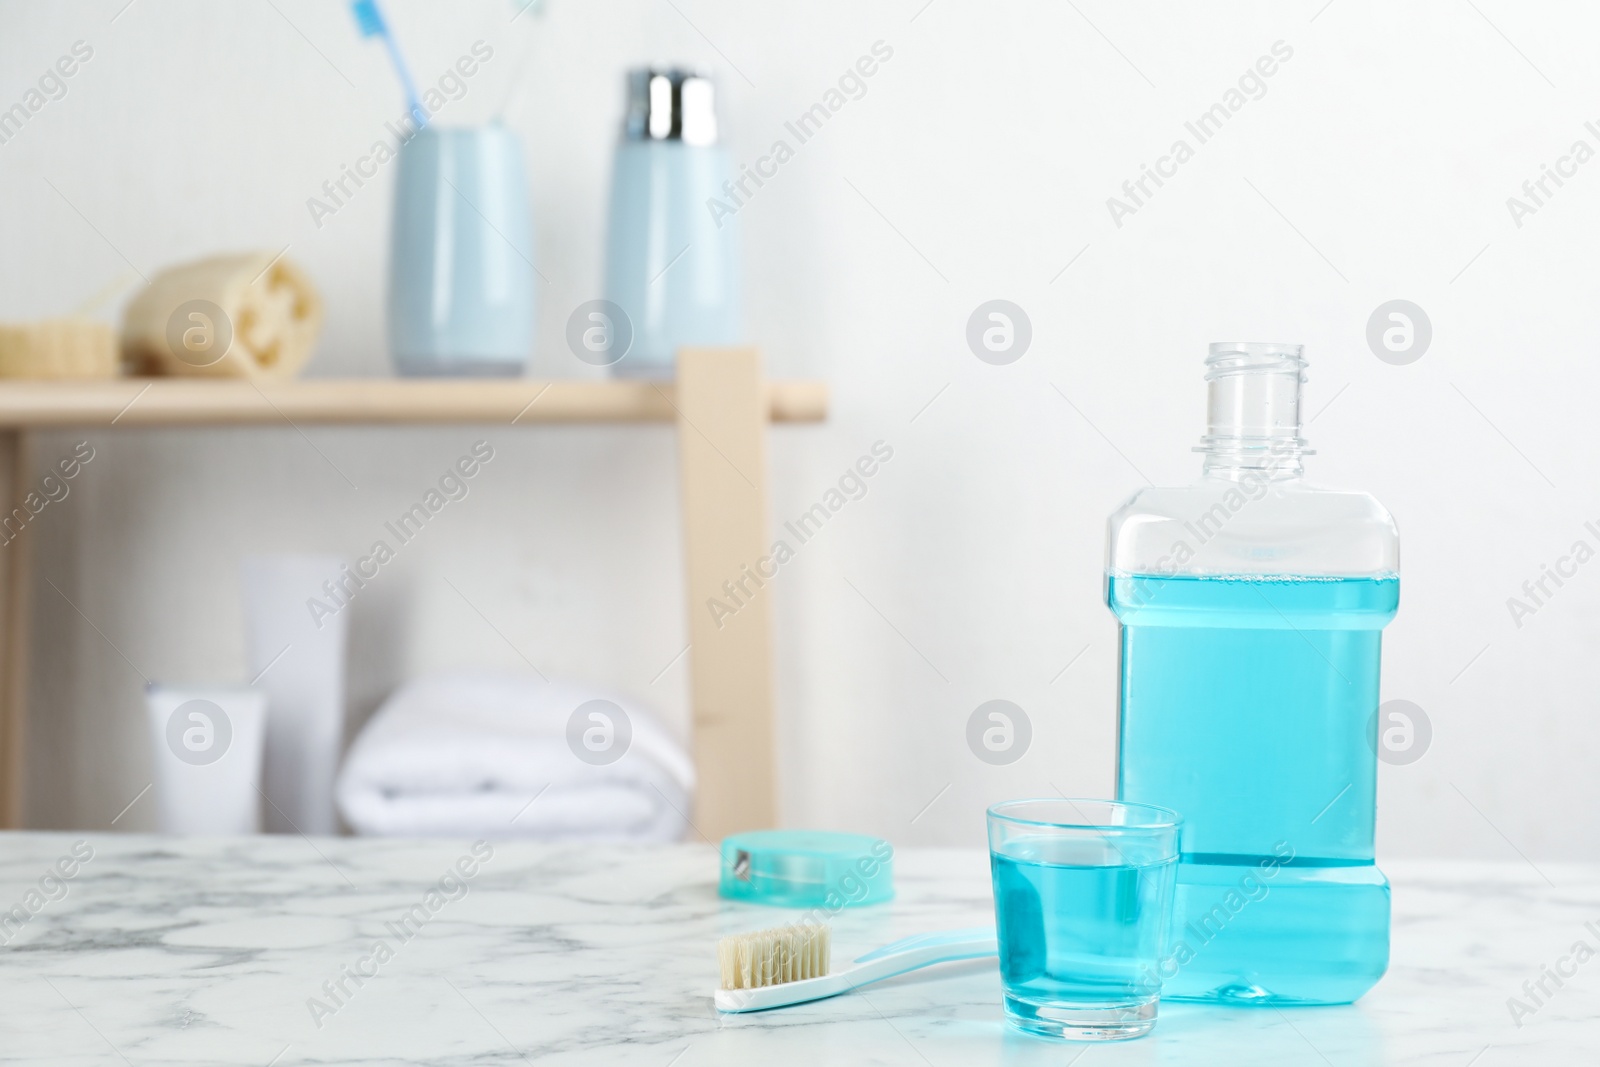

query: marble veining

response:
[0,833,1594,1065]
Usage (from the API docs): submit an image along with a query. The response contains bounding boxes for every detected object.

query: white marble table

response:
[0,834,1593,1065]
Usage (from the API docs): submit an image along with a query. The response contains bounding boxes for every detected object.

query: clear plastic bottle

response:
[1106,343,1398,1005]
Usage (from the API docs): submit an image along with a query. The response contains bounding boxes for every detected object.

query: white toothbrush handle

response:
[714,927,997,1013]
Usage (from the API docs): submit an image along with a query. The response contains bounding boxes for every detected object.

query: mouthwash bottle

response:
[1107,343,1398,1005]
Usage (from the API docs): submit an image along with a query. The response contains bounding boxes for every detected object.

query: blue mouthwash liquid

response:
[991,835,1175,1021]
[1110,573,1397,1004]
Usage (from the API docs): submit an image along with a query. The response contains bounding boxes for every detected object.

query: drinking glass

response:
[987,798,1181,1041]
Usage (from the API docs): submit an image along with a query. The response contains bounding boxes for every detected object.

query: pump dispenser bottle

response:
[602,68,741,378]
[1107,343,1399,1004]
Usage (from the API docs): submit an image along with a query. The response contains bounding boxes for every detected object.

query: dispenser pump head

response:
[624,68,718,146]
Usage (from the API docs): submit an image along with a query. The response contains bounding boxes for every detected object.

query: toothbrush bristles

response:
[717,923,831,990]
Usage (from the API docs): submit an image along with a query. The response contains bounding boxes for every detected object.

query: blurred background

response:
[0,0,1593,859]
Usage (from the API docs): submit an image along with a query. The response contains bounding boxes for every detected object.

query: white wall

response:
[2,0,1596,861]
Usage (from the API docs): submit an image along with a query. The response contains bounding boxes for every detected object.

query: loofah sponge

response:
[121,252,323,379]
[0,318,118,379]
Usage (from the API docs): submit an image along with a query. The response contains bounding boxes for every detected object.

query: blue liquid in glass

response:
[990,836,1175,1026]
[1109,574,1397,1005]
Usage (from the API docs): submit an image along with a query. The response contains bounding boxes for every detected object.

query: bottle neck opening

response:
[1194,342,1311,478]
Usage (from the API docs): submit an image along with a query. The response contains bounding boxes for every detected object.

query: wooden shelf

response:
[0,377,829,428]
[0,351,821,833]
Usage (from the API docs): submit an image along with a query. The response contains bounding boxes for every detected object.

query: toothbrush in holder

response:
[716,924,997,1013]
[349,0,426,127]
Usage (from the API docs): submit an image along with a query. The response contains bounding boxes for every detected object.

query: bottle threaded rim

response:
[1196,342,1312,470]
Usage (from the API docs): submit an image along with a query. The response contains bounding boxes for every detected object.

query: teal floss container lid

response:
[719,830,894,908]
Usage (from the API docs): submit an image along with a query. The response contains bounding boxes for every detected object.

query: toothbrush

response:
[348,0,426,127]
[715,923,997,1013]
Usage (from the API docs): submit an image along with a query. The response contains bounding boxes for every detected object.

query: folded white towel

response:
[336,670,695,841]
